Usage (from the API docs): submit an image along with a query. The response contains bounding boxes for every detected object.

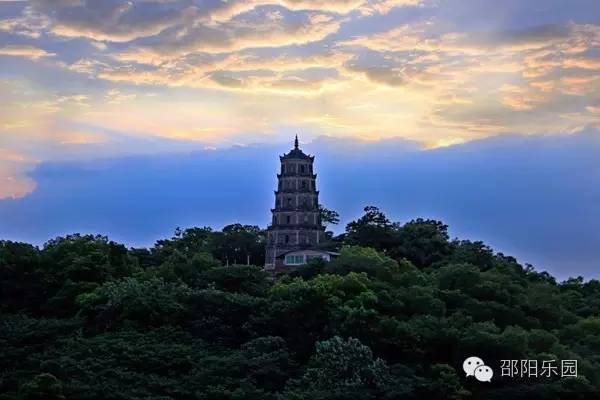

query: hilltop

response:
[1,207,599,399]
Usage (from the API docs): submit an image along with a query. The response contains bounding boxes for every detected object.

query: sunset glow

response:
[0,0,600,197]
[0,0,598,200]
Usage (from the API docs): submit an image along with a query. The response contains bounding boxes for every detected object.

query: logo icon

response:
[474,364,493,382]
[463,356,493,382]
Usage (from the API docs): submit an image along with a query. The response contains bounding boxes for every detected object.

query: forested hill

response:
[1,207,599,399]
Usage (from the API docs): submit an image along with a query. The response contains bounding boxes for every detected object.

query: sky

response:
[0,0,599,279]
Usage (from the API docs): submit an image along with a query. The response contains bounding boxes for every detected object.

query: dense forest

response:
[1,206,599,399]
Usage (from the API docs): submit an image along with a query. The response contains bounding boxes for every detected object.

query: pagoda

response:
[264,136,334,271]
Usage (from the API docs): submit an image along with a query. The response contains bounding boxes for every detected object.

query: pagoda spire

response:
[294,134,299,149]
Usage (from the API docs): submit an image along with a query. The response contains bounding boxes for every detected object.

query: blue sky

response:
[1,129,598,280]
[0,0,598,278]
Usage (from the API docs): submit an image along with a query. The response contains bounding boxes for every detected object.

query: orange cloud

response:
[0,2,597,160]
[0,149,37,200]
[0,173,37,200]
[563,58,600,70]
[0,44,55,59]
[121,13,341,59]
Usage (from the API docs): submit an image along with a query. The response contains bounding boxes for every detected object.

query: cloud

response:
[337,20,600,139]
[0,5,50,38]
[0,173,37,200]
[558,74,599,96]
[0,149,37,200]
[104,88,137,104]
[563,58,600,70]
[341,22,593,58]
[73,48,352,95]
[0,0,598,169]
[125,9,341,59]
[30,0,186,42]
[359,0,423,16]
[204,0,363,23]
[0,44,55,59]
[191,0,422,24]
[203,0,423,21]
[19,0,420,46]
[499,84,547,110]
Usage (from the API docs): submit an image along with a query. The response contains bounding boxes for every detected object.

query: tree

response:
[283,336,391,399]
[240,336,296,392]
[2,217,600,399]
[19,373,65,400]
[345,206,398,251]
[144,251,221,286]
[319,204,340,227]
[214,224,266,266]
[200,265,270,296]
[76,277,194,328]
[326,246,398,277]
[37,234,135,317]
[152,226,216,265]
[0,241,44,314]
[390,219,452,268]
[419,364,469,400]
[41,234,131,283]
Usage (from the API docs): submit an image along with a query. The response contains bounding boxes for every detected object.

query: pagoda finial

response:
[294,134,299,149]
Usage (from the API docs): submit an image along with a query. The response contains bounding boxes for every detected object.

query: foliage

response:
[282,336,392,399]
[345,206,397,251]
[76,277,194,328]
[1,212,599,399]
[19,373,65,400]
[318,204,340,227]
[326,245,399,277]
[150,225,266,268]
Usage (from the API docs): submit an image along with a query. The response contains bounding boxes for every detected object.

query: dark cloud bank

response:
[1,128,599,280]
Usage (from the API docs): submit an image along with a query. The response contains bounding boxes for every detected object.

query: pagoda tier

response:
[274,190,319,196]
[277,173,317,179]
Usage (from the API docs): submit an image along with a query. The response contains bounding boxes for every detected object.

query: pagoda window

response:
[301,164,306,173]
[286,215,291,224]
[301,180,306,189]
[285,255,304,265]
[285,235,290,243]
[287,197,292,206]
